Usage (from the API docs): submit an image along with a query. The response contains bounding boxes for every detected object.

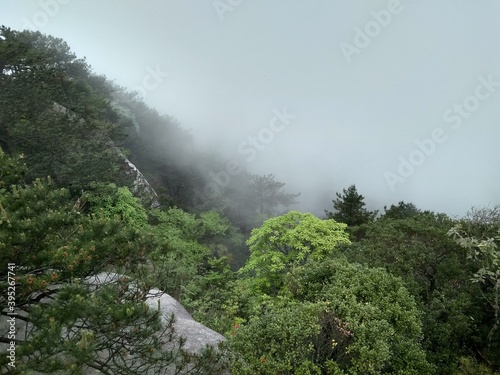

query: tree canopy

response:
[325,184,377,226]
[229,212,431,374]
[239,211,350,295]
[1,26,500,375]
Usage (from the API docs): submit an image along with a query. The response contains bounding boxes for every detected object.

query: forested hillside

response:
[0,27,499,374]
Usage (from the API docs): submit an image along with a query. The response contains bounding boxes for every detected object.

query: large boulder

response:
[145,288,225,353]
[1,272,228,374]
[86,273,226,355]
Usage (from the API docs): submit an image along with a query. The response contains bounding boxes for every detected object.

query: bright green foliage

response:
[199,210,229,230]
[0,150,143,299]
[325,185,377,227]
[83,182,148,230]
[0,161,150,284]
[4,25,500,374]
[229,212,430,373]
[240,211,350,295]
[0,178,133,283]
[151,207,227,240]
[149,208,231,299]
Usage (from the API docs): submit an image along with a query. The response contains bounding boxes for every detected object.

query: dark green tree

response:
[325,184,377,226]
[0,26,123,191]
[382,201,421,220]
[342,211,485,373]
[283,258,433,374]
[181,256,237,335]
[110,86,196,208]
[449,217,500,368]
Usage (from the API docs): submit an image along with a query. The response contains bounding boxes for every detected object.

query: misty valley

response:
[0,26,499,375]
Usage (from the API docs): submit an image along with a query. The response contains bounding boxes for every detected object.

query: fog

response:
[3,0,500,218]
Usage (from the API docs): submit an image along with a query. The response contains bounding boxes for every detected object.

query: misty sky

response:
[2,0,500,218]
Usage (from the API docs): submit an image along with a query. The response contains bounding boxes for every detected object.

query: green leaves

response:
[0,148,26,189]
[448,225,500,285]
[230,300,322,374]
[21,280,177,374]
[240,211,350,295]
[230,256,431,374]
[449,223,500,362]
[83,182,148,230]
[228,211,432,374]
[0,27,123,191]
[342,212,480,371]
[0,27,236,373]
[148,207,233,299]
[286,258,431,374]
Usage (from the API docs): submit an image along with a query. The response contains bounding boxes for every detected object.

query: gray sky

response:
[2,0,500,218]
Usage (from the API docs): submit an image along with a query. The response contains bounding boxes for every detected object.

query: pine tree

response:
[325,184,377,226]
[248,173,300,217]
[0,26,122,191]
[382,201,421,220]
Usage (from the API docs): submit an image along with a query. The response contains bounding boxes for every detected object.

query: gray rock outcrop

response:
[86,273,226,355]
[1,272,227,374]
[145,288,225,354]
